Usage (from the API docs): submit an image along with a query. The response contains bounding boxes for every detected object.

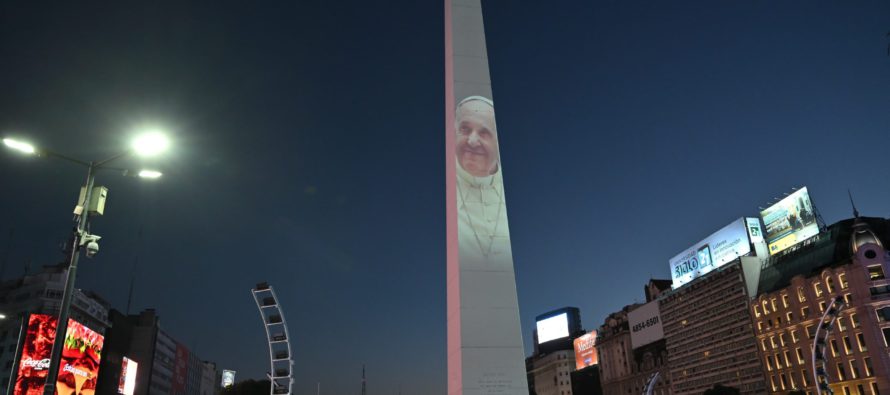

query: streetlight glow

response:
[132,132,169,157]
[3,138,36,154]
[138,170,163,179]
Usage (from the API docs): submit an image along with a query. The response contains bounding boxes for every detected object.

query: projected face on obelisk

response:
[455,96,511,268]
[456,97,500,178]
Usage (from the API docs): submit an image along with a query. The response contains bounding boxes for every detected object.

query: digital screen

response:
[536,313,569,344]
[13,314,104,395]
[117,357,138,395]
[760,187,819,255]
[669,218,754,289]
[222,370,236,388]
[573,331,598,369]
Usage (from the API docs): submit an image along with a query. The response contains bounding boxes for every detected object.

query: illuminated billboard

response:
[573,331,598,369]
[760,187,819,255]
[117,357,138,395]
[670,218,755,289]
[536,313,569,344]
[628,301,664,349]
[13,314,104,395]
[222,370,236,388]
[172,343,189,393]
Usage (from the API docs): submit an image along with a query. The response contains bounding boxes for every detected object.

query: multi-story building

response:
[96,308,216,395]
[660,260,767,395]
[597,280,672,395]
[753,216,890,395]
[527,307,586,395]
[0,263,111,390]
[529,349,580,395]
[200,361,220,395]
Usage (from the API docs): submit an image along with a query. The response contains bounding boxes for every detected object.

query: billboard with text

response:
[628,301,664,349]
[760,187,818,255]
[13,314,104,395]
[573,331,598,369]
[670,218,755,289]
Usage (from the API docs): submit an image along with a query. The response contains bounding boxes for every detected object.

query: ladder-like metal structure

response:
[252,282,294,395]
[811,296,846,395]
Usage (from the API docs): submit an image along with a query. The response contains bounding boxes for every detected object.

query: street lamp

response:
[2,132,169,395]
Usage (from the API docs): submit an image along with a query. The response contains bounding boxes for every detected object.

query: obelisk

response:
[446,2,528,395]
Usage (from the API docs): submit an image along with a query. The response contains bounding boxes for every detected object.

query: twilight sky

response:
[1,1,889,395]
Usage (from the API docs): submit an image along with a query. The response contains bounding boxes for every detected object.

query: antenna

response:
[848,189,860,218]
[362,364,367,395]
[126,226,143,315]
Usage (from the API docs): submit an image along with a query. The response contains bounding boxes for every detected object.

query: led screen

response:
[222,370,236,388]
[573,331,597,369]
[536,313,569,344]
[117,357,138,395]
[13,314,104,395]
[669,218,754,289]
[760,187,819,255]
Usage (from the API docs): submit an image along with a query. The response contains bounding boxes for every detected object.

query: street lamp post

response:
[2,133,168,395]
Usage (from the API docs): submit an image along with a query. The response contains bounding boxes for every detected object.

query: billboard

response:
[221,370,236,388]
[536,313,569,344]
[13,314,104,395]
[446,1,528,394]
[628,301,664,349]
[573,331,598,369]
[117,357,138,395]
[669,218,755,289]
[760,187,818,255]
[172,343,189,393]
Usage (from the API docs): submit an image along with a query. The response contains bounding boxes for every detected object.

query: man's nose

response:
[467,130,481,146]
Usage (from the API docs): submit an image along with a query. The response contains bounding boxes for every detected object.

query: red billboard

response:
[573,331,598,370]
[172,342,189,393]
[13,314,105,395]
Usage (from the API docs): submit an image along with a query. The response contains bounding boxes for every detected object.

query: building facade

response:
[753,216,890,395]
[660,261,767,395]
[0,263,111,390]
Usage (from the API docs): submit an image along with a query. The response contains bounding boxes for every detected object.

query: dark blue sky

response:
[1,1,888,395]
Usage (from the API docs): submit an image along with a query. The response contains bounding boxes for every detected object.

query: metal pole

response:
[42,162,95,395]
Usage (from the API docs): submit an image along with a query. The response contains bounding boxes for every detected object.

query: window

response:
[786,312,794,322]
[779,333,787,346]
[851,313,860,328]
[782,294,790,308]
[844,293,852,304]
[840,273,849,289]
[770,375,777,392]
[802,306,810,318]
[869,265,885,280]
[796,348,805,364]
[784,350,792,367]
[766,356,774,371]
[758,321,764,331]
[843,336,853,355]
[871,382,880,395]
[815,282,824,297]
[754,305,761,318]
[827,277,836,293]
[831,339,840,357]
[798,287,807,302]
[791,330,800,343]
[819,301,827,312]
[761,339,768,351]
[857,333,867,352]
[883,328,890,347]
[849,360,860,379]
[837,363,847,380]
[870,285,890,296]
[843,386,851,395]
[838,317,847,331]
[864,357,873,377]
[800,369,809,386]
[806,325,816,339]
[763,300,770,314]
[772,298,778,312]
[877,306,890,322]
[780,373,788,390]
[770,336,777,349]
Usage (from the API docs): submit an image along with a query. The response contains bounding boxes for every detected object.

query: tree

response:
[221,379,272,395]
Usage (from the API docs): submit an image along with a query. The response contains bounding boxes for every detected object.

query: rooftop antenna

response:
[848,189,860,218]
[362,364,367,395]
[126,226,143,315]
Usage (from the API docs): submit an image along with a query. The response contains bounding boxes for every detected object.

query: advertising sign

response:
[536,313,569,344]
[172,343,189,393]
[117,357,138,395]
[669,218,754,289]
[760,187,819,255]
[628,301,664,349]
[573,331,598,369]
[13,314,105,395]
[221,370,236,388]
[746,218,764,244]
